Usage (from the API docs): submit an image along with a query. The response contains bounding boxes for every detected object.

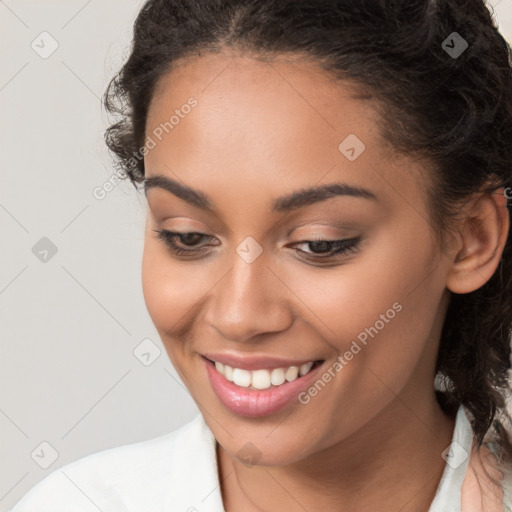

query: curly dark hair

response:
[103,0,512,462]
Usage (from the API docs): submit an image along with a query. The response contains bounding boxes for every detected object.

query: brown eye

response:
[292,237,361,259]
[153,229,213,256]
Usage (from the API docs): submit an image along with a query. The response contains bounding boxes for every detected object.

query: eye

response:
[153,229,361,262]
[291,237,361,259]
[153,229,215,256]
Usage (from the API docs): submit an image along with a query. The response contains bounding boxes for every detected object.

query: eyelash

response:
[153,229,361,261]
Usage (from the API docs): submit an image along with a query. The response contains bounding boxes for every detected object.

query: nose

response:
[204,249,293,343]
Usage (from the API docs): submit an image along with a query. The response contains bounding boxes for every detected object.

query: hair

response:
[104,0,512,466]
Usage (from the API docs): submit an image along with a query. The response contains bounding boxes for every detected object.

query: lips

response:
[203,355,325,417]
[202,351,322,371]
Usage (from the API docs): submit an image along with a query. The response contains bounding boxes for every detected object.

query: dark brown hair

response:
[103,0,512,462]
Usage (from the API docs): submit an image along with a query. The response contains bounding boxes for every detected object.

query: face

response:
[141,51,454,466]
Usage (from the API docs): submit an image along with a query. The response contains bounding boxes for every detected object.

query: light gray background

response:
[1,1,511,510]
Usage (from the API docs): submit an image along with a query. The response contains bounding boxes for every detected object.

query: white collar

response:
[428,406,473,512]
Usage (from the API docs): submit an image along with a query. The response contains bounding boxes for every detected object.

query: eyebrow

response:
[144,174,377,213]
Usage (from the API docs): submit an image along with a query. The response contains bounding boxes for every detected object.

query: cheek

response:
[288,227,444,384]
[142,245,185,331]
[141,235,216,341]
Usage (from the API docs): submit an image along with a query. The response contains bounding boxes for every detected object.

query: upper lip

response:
[202,352,323,371]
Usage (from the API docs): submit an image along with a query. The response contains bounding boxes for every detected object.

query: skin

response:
[141,50,509,511]
[461,444,504,511]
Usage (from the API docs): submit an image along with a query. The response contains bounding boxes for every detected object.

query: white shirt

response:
[9,406,512,511]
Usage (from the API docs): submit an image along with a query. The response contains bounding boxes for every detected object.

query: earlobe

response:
[446,189,510,295]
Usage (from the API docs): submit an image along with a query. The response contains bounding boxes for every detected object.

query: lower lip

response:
[204,357,324,417]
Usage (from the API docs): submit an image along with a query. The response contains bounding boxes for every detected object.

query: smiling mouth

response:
[203,356,324,391]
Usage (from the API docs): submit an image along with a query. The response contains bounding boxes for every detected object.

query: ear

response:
[446,189,510,294]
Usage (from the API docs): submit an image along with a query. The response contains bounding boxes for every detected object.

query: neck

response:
[217,392,457,512]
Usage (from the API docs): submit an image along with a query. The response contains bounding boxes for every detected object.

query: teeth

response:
[299,362,313,376]
[270,368,285,386]
[232,368,251,387]
[224,364,234,382]
[251,369,271,390]
[213,360,317,389]
[285,366,299,381]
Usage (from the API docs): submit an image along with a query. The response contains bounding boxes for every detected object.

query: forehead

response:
[147,51,376,141]
[144,51,431,219]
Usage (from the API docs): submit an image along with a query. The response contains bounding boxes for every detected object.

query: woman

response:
[11,0,512,510]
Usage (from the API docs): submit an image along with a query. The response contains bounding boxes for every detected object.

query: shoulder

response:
[9,414,223,512]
